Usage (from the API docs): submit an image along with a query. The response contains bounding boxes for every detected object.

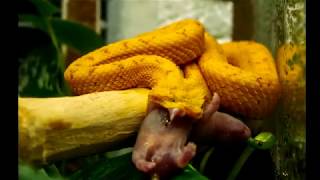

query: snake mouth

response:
[148,96,187,122]
[149,93,203,120]
[147,95,193,124]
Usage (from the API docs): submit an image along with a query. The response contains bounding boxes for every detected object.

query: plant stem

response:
[199,147,215,174]
[46,17,72,96]
[151,173,160,180]
[46,18,62,67]
[226,145,255,180]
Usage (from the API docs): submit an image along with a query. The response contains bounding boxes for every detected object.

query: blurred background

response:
[18,0,305,180]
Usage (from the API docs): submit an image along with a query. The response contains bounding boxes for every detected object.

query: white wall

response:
[107,0,233,43]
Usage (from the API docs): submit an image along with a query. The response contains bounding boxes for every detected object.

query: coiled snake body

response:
[64,19,281,119]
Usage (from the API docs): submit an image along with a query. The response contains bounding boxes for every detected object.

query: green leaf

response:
[18,16,104,56]
[18,14,47,32]
[54,147,208,180]
[50,18,105,54]
[19,163,65,180]
[44,164,63,178]
[19,147,210,180]
[248,132,276,150]
[18,40,67,97]
[105,147,133,158]
[172,164,209,180]
[67,150,146,180]
[28,0,60,17]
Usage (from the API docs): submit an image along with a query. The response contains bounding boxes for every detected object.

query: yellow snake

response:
[64,19,281,119]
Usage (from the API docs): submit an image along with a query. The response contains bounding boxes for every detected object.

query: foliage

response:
[18,0,104,97]
[19,163,65,180]
[19,148,208,180]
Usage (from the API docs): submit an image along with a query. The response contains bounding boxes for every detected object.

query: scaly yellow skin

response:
[199,33,281,119]
[65,19,281,119]
[65,19,208,119]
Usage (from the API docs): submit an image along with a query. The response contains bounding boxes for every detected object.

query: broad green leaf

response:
[28,0,60,17]
[50,18,105,54]
[19,16,105,56]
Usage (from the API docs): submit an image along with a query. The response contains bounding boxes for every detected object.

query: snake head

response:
[149,80,209,120]
[146,100,187,123]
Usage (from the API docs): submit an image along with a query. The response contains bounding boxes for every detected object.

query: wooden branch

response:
[18,88,149,164]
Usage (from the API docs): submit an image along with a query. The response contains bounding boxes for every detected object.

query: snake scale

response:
[64,19,281,119]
